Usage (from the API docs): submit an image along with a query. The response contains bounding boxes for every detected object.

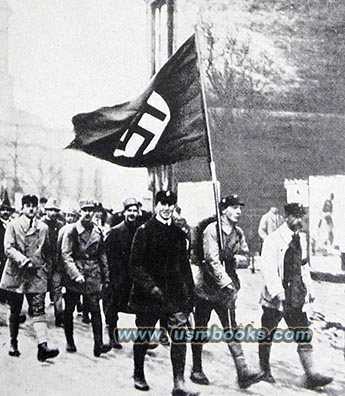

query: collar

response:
[279,222,296,244]
[76,220,89,234]
[19,214,36,232]
[0,218,9,228]
[155,214,172,226]
[220,216,236,235]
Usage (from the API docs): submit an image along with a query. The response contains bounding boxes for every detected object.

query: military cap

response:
[22,194,38,207]
[123,198,139,211]
[219,194,244,210]
[284,203,306,216]
[79,198,96,210]
[0,197,14,212]
[63,206,79,216]
[155,190,177,205]
[45,197,60,211]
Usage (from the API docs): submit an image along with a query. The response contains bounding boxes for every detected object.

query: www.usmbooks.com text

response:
[115,324,312,344]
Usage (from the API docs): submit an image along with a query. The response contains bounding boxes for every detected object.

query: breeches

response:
[260,306,312,344]
[8,291,46,319]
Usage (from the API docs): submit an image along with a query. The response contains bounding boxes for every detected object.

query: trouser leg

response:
[168,312,188,384]
[191,298,212,374]
[258,306,283,379]
[217,306,264,389]
[133,314,157,379]
[8,292,23,345]
[63,289,79,345]
[51,271,64,324]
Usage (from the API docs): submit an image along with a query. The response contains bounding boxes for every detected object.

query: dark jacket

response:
[61,221,109,296]
[128,217,194,315]
[42,216,64,272]
[105,220,138,312]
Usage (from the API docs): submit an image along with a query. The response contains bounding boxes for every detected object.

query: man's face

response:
[65,213,77,224]
[286,214,303,232]
[124,205,139,223]
[223,205,242,224]
[0,208,11,221]
[22,203,37,219]
[155,201,175,221]
[46,208,59,221]
[80,207,94,223]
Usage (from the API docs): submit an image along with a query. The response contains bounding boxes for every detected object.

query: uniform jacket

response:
[201,219,249,291]
[128,217,194,315]
[61,220,109,296]
[259,222,314,311]
[0,215,51,294]
[105,220,138,311]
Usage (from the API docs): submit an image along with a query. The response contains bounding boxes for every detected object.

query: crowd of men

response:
[0,190,335,395]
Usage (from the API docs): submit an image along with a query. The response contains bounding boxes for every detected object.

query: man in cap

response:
[42,197,64,327]
[190,194,264,389]
[0,194,59,361]
[258,203,333,388]
[104,197,140,349]
[129,190,197,396]
[61,198,111,357]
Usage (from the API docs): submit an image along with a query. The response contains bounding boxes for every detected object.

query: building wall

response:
[169,0,345,252]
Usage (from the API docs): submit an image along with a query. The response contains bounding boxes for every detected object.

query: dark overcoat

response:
[105,220,137,312]
[128,217,194,315]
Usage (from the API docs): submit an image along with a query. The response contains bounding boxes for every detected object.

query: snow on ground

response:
[0,268,344,396]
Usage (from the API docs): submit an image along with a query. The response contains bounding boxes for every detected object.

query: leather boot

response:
[258,343,275,383]
[298,345,333,389]
[37,342,59,362]
[9,339,20,357]
[134,343,150,391]
[108,325,122,350]
[92,312,111,357]
[190,343,209,385]
[64,312,77,352]
[229,343,265,389]
[9,314,20,357]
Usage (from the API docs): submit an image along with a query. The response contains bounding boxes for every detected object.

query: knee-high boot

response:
[297,345,333,389]
[229,343,264,389]
[91,311,111,357]
[9,314,20,356]
[133,343,150,391]
[258,342,275,383]
[64,310,76,352]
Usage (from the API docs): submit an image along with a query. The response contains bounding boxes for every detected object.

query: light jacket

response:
[259,222,314,311]
[0,215,51,294]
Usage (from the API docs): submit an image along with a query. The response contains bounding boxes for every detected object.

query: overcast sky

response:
[8,0,148,131]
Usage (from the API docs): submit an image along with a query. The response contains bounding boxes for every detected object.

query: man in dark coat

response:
[105,197,140,349]
[61,198,111,357]
[42,197,64,327]
[129,190,197,396]
[0,194,59,361]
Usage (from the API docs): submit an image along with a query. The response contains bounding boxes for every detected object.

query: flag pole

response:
[194,26,224,252]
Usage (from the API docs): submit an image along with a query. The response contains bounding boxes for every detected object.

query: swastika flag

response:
[67,35,208,167]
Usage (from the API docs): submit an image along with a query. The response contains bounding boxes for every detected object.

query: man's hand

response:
[234,254,248,269]
[75,275,85,284]
[151,286,165,302]
[273,292,285,303]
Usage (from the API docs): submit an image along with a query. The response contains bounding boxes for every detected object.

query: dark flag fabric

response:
[67,35,208,167]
